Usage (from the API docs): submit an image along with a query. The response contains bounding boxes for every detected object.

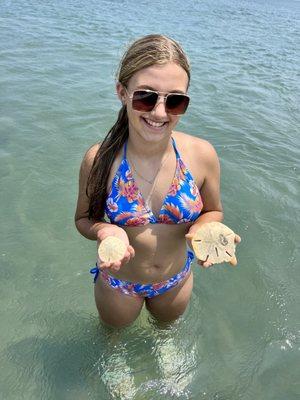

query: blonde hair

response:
[87,34,190,220]
[117,34,190,87]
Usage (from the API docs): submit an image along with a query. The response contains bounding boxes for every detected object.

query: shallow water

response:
[0,0,299,399]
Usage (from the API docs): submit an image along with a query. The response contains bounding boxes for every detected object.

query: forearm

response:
[188,210,224,236]
[75,217,120,241]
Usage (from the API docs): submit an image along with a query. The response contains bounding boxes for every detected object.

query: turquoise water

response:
[1,0,299,399]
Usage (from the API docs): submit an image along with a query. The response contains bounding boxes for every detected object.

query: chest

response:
[135,152,179,217]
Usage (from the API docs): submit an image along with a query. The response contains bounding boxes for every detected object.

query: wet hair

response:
[87,34,190,220]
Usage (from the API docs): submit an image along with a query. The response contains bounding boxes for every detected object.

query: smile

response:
[143,118,167,128]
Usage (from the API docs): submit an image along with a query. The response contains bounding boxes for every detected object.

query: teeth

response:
[144,118,165,127]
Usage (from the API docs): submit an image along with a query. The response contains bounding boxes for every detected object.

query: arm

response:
[185,140,241,267]
[74,143,109,239]
[187,140,223,235]
[74,144,134,270]
[185,141,223,267]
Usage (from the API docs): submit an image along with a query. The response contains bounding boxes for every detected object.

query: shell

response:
[191,222,236,264]
[98,236,127,263]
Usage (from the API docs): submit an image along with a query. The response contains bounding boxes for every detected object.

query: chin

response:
[140,130,172,143]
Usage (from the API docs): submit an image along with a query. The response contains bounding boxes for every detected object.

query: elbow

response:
[219,210,224,222]
[74,215,85,234]
[74,217,81,234]
[217,205,224,221]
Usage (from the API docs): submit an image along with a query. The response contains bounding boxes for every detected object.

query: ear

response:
[116,82,126,104]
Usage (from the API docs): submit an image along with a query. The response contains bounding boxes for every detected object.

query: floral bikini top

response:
[105,137,203,226]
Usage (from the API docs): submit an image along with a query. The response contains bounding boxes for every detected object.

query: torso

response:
[104,131,207,284]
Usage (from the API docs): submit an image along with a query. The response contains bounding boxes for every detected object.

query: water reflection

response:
[5,273,299,400]
[5,300,202,399]
[92,303,201,399]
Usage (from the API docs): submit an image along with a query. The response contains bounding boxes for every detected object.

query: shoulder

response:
[172,131,219,165]
[80,142,101,173]
[82,142,101,164]
[79,140,123,186]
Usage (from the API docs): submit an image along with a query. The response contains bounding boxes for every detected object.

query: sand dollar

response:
[191,222,237,265]
[98,236,127,263]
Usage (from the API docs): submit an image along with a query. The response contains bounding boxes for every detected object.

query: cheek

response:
[126,105,142,123]
[125,103,134,117]
[169,115,180,125]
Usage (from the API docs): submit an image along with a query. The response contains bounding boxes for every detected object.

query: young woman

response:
[75,34,234,328]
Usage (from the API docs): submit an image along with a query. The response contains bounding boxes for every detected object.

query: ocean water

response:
[0,0,299,399]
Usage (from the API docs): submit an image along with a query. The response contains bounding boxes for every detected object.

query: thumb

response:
[234,234,242,244]
[185,233,194,239]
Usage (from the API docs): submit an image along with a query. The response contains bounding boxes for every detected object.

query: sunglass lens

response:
[166,94,189,115]
[132,91,158,112]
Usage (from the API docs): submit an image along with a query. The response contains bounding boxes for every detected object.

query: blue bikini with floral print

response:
[90,137,203,298]
[105,137,203,226]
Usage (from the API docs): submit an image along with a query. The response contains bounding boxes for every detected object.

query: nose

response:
[150,96,168,119]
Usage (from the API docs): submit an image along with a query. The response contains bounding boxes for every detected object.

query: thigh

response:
[145,272,193,322]
[94,276,144,328]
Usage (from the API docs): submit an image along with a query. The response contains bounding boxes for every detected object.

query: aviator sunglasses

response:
[124,88,190,115]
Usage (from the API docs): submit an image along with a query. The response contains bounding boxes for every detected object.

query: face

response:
[117,62,189,144]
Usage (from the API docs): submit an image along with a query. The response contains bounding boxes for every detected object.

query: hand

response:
[96,226,135,271]
[185,232,241,269]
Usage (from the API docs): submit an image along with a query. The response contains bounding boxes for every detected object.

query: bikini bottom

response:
[90,251,194,299]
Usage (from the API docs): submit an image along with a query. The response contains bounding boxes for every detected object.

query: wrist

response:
[95,224,123,241]
[188,211,224,235]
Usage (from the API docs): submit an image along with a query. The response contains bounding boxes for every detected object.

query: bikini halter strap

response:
[171,137,180,159]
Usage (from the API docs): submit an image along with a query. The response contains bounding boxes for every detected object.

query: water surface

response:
[0,0,299,399]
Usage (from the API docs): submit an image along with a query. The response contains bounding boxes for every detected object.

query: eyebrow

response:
[135,85,186,94]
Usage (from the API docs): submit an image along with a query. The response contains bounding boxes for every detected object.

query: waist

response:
[103,222,193,283]
[98,250,194,285]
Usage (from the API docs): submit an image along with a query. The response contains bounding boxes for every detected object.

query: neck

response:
[127,134,173,160]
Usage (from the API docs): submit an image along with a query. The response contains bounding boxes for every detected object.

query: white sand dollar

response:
[98,236,127,263]
[191,222,237,265]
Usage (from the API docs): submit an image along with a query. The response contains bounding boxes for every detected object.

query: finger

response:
[185,233,193,239]
[123,252,131,264]
[128,245,135,258]
[198,262,206,269]
[235,234,241,243]
[99,258,117,269]
[99,261,110,269]
[111,260,122,271]
[198,259,213,268]
[123,246,135,264]
[229,255,238,266]
[202,261,213,268]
